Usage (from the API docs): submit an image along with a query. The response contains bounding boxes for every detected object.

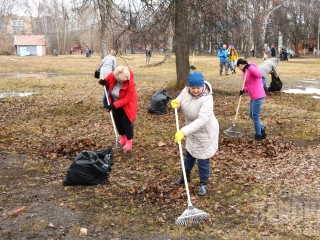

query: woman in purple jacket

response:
[237,58,266,140]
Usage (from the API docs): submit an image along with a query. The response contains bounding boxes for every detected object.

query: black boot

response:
[254,134,263,141]
[174,171,191,185]
[197,179,208,196]
[261,128,267,139]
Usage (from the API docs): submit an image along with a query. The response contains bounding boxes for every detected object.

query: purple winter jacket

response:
[243,62,266,100]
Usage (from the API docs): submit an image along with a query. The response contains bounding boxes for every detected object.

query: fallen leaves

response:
[129,182,186,205]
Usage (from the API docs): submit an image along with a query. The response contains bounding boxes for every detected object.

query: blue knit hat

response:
[188,72,204,87]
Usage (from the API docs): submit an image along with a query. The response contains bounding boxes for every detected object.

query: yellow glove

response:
[175,130,185,143]
[170,99,180,109]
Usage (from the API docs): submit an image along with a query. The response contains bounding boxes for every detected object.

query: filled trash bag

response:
[148,90,171,115]
[63,149,113,186]
[268,75,282,92]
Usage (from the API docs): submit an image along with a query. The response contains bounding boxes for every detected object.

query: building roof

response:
[14,35,45,46]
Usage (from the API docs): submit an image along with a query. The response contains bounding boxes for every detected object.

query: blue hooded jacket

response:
[217,48,229,63]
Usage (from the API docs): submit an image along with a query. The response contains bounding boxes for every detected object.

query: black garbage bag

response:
[268,75,282,92]
[63,148,113,186]
[148,90,171,115]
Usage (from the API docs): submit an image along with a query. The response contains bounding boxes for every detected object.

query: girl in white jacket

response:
[171,72,219,196]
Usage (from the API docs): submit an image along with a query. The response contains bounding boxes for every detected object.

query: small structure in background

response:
[291,38,317,55]
[13,35,46,56]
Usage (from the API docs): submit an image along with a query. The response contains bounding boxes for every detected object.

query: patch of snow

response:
[282,87,320,95]
[0,92,37,98]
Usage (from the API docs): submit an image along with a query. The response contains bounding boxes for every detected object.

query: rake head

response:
[176,206,210,226]
[223,123,243,137]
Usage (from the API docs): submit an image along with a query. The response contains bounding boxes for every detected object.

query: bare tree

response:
[0,0,18,54]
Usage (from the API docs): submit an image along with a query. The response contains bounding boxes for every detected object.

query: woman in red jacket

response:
[98,66,138,151]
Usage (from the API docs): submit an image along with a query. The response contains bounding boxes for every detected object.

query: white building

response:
[14,35,46,56]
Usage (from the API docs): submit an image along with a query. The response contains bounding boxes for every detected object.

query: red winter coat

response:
[104,71,138,123]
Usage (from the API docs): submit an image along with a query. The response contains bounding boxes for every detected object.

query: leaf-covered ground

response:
[0,54,319,239]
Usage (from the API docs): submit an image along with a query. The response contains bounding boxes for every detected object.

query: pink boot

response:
[119,135,127,145]
[123,139,133,151]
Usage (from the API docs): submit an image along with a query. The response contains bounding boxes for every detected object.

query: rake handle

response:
[104,86,119,144]
[174,108,193,208]
[233,71,248,125]
[76,85,99,104]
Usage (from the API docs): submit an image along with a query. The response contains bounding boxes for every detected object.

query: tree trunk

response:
[98,0,111,58]
[165,20,174,58]
[174,0,190,89]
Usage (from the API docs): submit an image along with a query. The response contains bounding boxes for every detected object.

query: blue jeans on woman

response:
[249,97,265,135]
[184,150,210,181]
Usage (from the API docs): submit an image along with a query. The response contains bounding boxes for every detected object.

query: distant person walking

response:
[84,47,89,57]
[146,44,152,65]
[280,48,288,61]
[251,49,255,57]
[217,44,229,76]
[270,45,276,57]
[263,44,270,60]
[227,44,239,74]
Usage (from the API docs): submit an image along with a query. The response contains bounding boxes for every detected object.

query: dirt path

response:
[0,153,87,240]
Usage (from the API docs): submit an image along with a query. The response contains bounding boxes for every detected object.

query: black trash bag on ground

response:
[148,90,171,115]
[63,148,113,186]
[268,75,283,92]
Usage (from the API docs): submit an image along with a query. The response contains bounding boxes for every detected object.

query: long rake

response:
[75,85,99,105]
[224,71,248,137]
[174,108,210,226]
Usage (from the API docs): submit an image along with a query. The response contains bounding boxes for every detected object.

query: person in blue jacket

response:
[217,44,229,76]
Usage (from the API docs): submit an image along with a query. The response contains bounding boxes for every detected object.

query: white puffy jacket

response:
[177,81,219,159]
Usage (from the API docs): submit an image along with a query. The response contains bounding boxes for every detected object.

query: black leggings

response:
[112,107,133,140]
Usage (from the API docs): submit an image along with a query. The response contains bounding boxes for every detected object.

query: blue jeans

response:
[249,97,265,135]
[184,150,210,181]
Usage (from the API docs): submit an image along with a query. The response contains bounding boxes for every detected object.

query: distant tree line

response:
[1,0,319,87]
